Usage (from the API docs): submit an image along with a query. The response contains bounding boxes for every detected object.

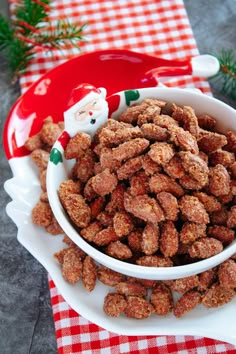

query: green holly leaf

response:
[50,148,63,165]
[124,90,140,106]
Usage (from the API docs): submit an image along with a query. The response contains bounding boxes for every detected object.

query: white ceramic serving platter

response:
[4,156,236,346]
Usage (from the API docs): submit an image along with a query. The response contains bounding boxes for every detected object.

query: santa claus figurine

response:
[64,83,109,137]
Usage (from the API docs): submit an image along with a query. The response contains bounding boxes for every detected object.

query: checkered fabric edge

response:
[9,0,235,353]
[49,278,236,354]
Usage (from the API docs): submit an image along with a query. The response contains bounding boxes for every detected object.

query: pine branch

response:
[31,20,87,50]
[0,0,87,80]
[14,0,50,34]
[213,49,236,100]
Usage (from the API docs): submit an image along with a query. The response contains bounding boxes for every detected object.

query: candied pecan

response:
[76,149,96,183]
[171,275,199,294]
[105,183,125,213]
[130,171,149,196]
[98,266,125,286]
[94,162,103,174]
[40,191,48,203]
[207,225,234,245]
[103,293,127,317]
[64,132,91,159]
[171,103,184,123]
[31,149,50,170]
[153,114,179,128]
[58,179,82,205]
[62,235,77,247]
[93,227,118,246]
[180,222,206,244]
[25,133,43,151]
[150,283,173,315]
[225,130,236,153]
[124,193,165,223]
[198,132,227,154]
[105,119,133,131]
[99,125,142,147]
[179,175,203,191]
[148,142,175,166]
[209,164,231,196]
[179,195,209,224]
[80,221,102,242]
[210,206,228,226]
[198,268,216,292]
[91,168,118,196]
[197,114,216,131]
[31,201,53,227]
[188,238,223,259]
[62,247,83,284]
[128,277,158,289]
[174,290,201,318]
[90,197,105,219]
[124,296,154,319]
[117,155,143,180]
[99,147,121,172]
[168,125,199,154]
[141,223,159,255]
[140,123,169,141]
[202,283,235,308]
[209,149,235,167]
[160,221,179,258]
[218,259,236,289]
[179,151,209,187]
[96,211,113,227]
[163,155,185,179]
[112,138,149,161]
[46,216,64,235]
[149,173,184,197]
[118,103,149,124]
[227,206,236,228]
[39,169,47,192]
[106,241,132,260]
[230,162,236,178]
[156,191,179,221]
[182,105,199,137]
[143,98,167,108]
[82,256,97,292]
[83,178,97,201]
[136,255,173,267]
[113,211,134,237]
[63,194,91,228]
[127,229,143,253]
[137,105,162,126]
[40,120,62,146]
[142,154,161,175]
[193,192,221,213]
[116,281,147,298]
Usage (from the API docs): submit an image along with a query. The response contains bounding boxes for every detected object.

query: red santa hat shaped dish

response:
[64,83,108,137]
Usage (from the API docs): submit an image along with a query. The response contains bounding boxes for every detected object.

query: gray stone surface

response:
[0,1,235,353]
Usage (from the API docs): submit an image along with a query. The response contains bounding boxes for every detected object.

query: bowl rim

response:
[47,87,236,280]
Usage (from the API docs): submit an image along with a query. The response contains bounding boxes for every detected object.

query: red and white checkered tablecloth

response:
[10,0,236,353]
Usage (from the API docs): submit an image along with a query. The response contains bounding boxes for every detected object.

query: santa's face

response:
[74,97,103,124]
[64,91,108,138]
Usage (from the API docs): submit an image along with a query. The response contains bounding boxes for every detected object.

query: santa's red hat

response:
[66,83,104,111]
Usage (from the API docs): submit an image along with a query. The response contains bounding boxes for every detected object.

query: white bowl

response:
[47,87,236,280]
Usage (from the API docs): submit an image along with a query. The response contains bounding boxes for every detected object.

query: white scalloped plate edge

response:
[3,156,236,345]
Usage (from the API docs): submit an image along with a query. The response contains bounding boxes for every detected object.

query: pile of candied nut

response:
[26,98,236,319]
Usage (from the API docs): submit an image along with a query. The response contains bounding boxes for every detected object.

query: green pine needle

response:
[34,20,87,49]
[213,49,236,100]
[14,0,50,34]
